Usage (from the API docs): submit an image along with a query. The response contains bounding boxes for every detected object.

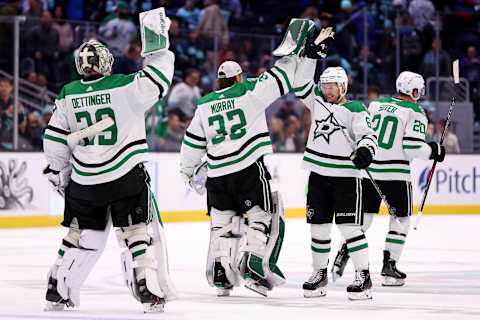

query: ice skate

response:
[138,279,165,313]
[381,250,406,286]
[244,271,271,297]
[303,268,327,298]
[331,243,349,282]
[347,270,372,300]
[213,261,233,297]
[44,277,74,311]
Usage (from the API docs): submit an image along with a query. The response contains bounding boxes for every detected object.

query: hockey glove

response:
[351,147,373,169]
[303,26,335,59]
[181,162,207,196]
[428,142,446,162]
[43,165,71,197]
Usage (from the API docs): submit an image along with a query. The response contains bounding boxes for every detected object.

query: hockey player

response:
[331,71,445,286]
[294,66,378,300]
[42,35,176,312]
[179,23,334,297]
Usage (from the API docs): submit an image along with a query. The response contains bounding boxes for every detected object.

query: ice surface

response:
[1,215,479,320]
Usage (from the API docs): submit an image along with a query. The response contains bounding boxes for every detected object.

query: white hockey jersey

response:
[295,85,378,178]
[367,97,431,181]
[44,50,174,185]
[180,56,307,178]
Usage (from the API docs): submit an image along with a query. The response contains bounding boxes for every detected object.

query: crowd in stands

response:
[0,0,477,152]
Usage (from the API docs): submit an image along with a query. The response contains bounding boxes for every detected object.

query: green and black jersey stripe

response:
[71,139,148,176]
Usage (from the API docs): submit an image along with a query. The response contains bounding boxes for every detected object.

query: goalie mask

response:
[320,67,348,99]
[396,71,425,101]
[75,40,114,77]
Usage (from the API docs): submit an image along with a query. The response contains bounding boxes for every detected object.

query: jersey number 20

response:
[208,109,247,144]
[371,114,398,149]
[75,107,117,145]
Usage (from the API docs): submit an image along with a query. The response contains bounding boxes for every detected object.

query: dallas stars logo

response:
[313,113,341,143]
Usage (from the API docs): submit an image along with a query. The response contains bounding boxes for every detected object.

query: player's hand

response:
[350,147,373,169]
[304,26,335,59]
[181,164,207,196]
[428,142,446,162]
[43,165,71,197]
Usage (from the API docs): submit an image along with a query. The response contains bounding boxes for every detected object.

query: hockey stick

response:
[316,99,397,217]
[414,60,459,230]
[66,117,114,149]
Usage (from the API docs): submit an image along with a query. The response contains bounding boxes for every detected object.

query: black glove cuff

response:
[43,165,59,175]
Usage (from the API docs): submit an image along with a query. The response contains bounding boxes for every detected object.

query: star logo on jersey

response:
[86,86,93,92]
[313,113,341,143]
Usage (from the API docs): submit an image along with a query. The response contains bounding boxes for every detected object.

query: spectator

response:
[408,0,435,32]
[283,116,303,152]
[114,43,143,74]
[220,0,242,23]
[41,104,53,130]
[269,117,285,152]
[425,123,435,143]
[192,0,229,48]
[176,0,201,31]
[419,38,451,79]
[27,10,60,82]
[0,78,14,115]
[461,46,480,84]
[98,0,137,56]
[275,95,299,122]
[461,46,480,120]
[161,110,185,152]
[52,5,74,55]
[167,68,201,119]
[301,6,320,27]
[367,85,381,105]
[21,111,43,149]
[436,120,460,153]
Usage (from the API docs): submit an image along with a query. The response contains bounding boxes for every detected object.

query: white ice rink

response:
[1,215,479,320]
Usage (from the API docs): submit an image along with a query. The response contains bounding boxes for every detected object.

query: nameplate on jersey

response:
[71,93,112,108]
[210,99,235,114]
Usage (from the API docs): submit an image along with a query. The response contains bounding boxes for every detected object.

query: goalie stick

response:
[66,117,115,149]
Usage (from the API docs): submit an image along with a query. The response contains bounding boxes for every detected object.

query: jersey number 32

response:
[208,109,247,144]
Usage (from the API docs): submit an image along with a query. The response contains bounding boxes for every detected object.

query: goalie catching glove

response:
[273,19,334,59]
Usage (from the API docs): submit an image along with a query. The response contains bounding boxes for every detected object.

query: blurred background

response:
[0,0,478,153]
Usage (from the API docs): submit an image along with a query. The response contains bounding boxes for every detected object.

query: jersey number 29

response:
[75,107,117,145]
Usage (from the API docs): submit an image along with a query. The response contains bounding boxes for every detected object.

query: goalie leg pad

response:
[48,220,110,307]
[116,210,177,303]
[239,192,286,289]
[206,208,242,290]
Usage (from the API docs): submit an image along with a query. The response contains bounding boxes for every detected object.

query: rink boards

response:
[0,153,479,228]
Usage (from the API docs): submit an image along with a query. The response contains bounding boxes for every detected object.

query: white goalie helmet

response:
[320,67,348,96]
[75,39,114,77]
[396,71,425,101]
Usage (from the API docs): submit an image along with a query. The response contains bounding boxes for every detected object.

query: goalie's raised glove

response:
[181,162,207,196]
[350,147,373,169]
[303,26,335,59]
[43,165,71,197]
[428,142,446,162]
